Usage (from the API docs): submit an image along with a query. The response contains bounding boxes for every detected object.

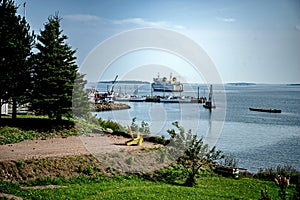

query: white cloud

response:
[113,17,185,29]
[63,14,185,29]
[63,14,104,22]
[217,17,236,23]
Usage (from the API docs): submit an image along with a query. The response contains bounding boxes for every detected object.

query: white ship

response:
[160,95,191,103]
[151,73,183,92]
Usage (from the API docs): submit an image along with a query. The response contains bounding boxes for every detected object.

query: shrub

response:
[98,118,125,132]
[255,165,300,184]
[130,117,151,134]
[166,121,224,187]
[150,164,186,184]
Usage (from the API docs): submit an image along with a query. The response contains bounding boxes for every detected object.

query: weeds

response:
[98,118,125,132]
[255,165,300,184]
[125,157,134,165]
[130,117,150,134]
[259,186,272,200]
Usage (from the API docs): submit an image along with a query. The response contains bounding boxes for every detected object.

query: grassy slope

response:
[0,116,297,199]
[1,176,295,200]
[0,116,99,145]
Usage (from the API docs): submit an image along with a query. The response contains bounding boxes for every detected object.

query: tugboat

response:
[203,85,216,109]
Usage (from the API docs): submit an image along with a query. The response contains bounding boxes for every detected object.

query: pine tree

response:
[32,14,77,121]
[72,72,91,120]
[0,0,34,119]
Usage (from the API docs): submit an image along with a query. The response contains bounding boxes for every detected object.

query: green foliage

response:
[125,157,134,165]
[0,126,38,144]
[130,117,151,134]
[257,167,300,200]
[77,166,100,176]
[0,116,83,144]
[31,13,77,121]
[167,121,224,187]
[0,0,35,119]
[274,175,290,200]
[72,73,91,120]
[255,165,300,184]
[292,177,300,200]
[220,153,239,168]
[98,118,125,132]
[151,164,187,183]
[0,175,293,200]
[259,186,272,200]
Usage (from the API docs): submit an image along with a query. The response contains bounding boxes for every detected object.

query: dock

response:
[131,96,207,103]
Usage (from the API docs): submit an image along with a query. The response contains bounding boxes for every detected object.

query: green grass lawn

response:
[0,175,296,200]
[1,116,298,199]
[0,115,101,145]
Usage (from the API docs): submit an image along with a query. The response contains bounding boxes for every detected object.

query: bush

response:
[98,118,125,132]
[255,165,300,184]
[166,121,224,187]
[149,164,186,184]
[130,117,151,134]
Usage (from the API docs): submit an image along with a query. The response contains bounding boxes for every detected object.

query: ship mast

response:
[208,85,213,102]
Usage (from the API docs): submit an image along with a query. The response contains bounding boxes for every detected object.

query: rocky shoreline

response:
[90,103,131,112]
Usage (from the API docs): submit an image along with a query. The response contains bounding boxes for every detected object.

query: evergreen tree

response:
[32,14,77,120]
[72,72,91,120]
[0,0,34,119]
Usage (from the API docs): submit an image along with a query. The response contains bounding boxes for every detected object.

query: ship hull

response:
[151,83,183,92]
[249,107,281,113]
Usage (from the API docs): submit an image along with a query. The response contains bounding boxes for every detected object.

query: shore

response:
[90,103,130,112]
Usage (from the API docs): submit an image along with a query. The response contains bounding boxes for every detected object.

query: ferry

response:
[151,73,183,92]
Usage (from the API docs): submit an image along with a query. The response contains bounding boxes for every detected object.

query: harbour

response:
[88,74,208,104]
[92,83,300,172]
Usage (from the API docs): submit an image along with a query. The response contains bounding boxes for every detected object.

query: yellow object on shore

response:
[125,126,143,146]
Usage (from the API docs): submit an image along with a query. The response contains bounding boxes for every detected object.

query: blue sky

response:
[15,0,300,83]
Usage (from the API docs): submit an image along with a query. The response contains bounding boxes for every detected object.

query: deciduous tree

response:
[167,122,224,187]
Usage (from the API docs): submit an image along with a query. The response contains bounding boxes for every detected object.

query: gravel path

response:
[0,133,160,162]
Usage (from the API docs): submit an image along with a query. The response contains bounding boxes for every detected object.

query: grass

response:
[0,115,103,145]
[0,175,296,199]
[0,115,299,199]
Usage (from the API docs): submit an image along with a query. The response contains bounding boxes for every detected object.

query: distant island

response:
[98,80,150,84]
[226,82,256,86]
[287,83,300,86]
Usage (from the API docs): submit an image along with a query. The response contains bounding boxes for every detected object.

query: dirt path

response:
[0,133,160,162]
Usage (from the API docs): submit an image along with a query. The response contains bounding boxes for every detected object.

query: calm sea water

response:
[93,83,300,172]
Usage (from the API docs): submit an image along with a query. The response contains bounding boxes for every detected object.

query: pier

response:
[143,96,206,103]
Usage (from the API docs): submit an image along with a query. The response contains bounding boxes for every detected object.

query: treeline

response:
[0,0,89,121]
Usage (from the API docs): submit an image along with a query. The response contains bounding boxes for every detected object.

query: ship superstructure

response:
[151,73,183,92]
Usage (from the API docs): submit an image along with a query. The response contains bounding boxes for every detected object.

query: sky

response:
[14,0,300,84]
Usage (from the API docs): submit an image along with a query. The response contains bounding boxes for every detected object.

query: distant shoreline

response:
[98,80,150,84]
[87,81,300,87]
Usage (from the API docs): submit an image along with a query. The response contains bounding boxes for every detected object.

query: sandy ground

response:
[0,133,161,162]
[0,133,167,199]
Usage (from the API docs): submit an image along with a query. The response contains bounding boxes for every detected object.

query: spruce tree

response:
[0,0,34,119]
[72,72,91,120]
[32,14,77,120]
